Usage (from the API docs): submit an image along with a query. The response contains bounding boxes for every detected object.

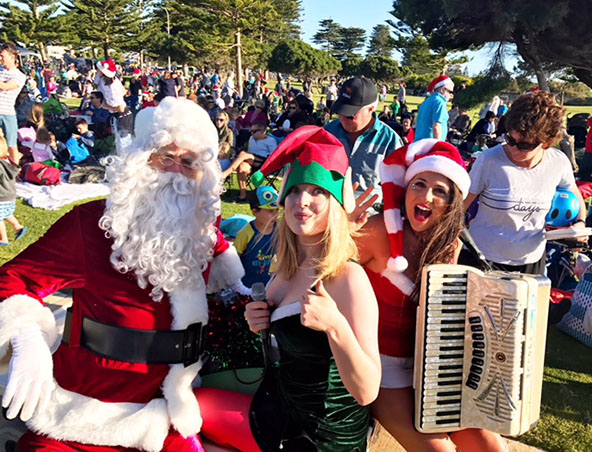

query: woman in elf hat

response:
[194,126,381,452]
[354,139,507,451]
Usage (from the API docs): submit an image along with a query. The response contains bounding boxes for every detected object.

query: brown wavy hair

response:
[505,92,566,147]
[0,42,19,66]
[410,180,465,296]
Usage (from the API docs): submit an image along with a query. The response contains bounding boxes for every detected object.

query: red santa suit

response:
[0,199,244,452]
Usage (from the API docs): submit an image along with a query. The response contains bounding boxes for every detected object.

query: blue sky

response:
[299,0,502,76]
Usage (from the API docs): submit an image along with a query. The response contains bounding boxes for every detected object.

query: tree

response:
[367,24,396,57]
[0,0,63,61]
[269,40,341,77]
[390,0,592,90]
[333,27,366,61]
[312,19,342,53]
[359,55,400,83]
[61,0,143,58]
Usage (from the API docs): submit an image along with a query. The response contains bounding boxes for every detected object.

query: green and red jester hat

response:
[251,126,355,212]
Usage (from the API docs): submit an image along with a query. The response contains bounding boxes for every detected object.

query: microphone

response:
[251,282,271,369]
[460,228,492,271]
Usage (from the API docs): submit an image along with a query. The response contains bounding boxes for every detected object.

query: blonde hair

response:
[274,195,358,281]
[0,136,8,159]
[29,102,46,129]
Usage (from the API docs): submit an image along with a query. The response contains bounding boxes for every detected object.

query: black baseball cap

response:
[331,77,378,117]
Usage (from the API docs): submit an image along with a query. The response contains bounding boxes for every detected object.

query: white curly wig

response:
[99,97,223,301]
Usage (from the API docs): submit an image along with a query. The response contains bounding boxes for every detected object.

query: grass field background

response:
[4,92,592,452]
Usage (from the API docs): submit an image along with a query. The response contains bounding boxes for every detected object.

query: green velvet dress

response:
[250,303,370,452]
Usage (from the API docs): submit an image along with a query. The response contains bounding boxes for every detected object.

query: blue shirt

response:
[233,222,275,287]
[325,114,402,196]
[415,92,449,140]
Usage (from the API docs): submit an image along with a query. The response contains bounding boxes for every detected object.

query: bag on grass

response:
[557,271,592,348]
[21,162,61,186]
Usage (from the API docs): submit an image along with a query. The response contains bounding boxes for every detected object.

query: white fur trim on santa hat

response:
[384,207,404,234]
[27,384,170,452]
[405,154,471,198]
[0,295,58,373]
[206,246,246,294]
[379,160,407,187]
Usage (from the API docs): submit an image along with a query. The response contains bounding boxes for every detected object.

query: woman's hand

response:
[245,300,272,333]
[348,183,378,232]
[300,280,343,333]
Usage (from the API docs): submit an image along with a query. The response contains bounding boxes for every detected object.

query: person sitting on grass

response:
[233,186,279,288]
[221,122,277,202]
[23,127,58,166]
[0,134,27,246]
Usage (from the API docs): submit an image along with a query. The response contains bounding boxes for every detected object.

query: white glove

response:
[2,324,55,421]
[230,279,252,297]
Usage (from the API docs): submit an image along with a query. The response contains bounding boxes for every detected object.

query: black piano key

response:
[437,398,462,405]
[435,418,461,425]
[439,364,463,370]
[469,316,480,324]
[472,333,485,340]
[438,372,463,379]
[473,349,485,358]
[436,410,461,417]
[441,299,467,305]
[473,341,485,349]
[441,327,465,333]
[471,357,484,366]
[438,380,463,386]
[468,373,481,383]
[470,365,483,375]
[466,380,478,390]
[437,390,462,397]
[439,353,464,360]
[442,308,466,314]
[441,319,465,324]
[471,324,483,332]
[440,346,464,351]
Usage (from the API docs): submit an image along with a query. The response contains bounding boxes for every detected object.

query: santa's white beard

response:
[99,151,221,301]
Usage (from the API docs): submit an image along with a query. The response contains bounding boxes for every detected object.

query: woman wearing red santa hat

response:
[353,139,507,451]
[192,126,381,452]
[95,59,133,136]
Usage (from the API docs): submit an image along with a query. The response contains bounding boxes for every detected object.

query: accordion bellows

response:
[414,264,550,436]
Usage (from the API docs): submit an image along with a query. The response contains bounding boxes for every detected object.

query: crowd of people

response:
[0,40,589,452]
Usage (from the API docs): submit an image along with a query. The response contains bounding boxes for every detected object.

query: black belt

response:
[63,308,208,367]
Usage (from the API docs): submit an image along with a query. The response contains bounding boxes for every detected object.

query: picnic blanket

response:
[16,181,109,210]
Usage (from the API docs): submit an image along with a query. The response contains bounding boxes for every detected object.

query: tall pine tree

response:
[367,24,396,57]
[0,0,63,61]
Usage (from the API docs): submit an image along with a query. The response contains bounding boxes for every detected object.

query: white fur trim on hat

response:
[405,154,471,199]
[384,208,404,234]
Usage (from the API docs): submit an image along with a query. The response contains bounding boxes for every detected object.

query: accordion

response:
[413,264,550,436]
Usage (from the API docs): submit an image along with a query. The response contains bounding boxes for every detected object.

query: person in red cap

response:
[95,59,133,137]
[352,139,507,451]
[415,75,455,141]
[127,68,143,114]
[192,126,381,452]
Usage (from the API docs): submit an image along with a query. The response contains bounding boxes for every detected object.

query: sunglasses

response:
[505,133,539,151]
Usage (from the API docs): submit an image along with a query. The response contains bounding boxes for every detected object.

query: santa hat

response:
[428,75,454,93]
[251,126,355,212]
[96,59,117,78]
[133,68,141,76]
[379,139,470,272]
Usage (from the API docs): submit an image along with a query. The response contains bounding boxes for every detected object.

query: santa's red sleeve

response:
[0,206,87,371]
[205,218,245,294]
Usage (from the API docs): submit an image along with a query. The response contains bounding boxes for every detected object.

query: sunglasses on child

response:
[505,134,539,151]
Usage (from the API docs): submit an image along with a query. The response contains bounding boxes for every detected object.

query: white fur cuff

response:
[206,246,245,294]
[0,295,57,373]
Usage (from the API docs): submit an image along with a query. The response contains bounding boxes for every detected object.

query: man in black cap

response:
[325,76,402,196]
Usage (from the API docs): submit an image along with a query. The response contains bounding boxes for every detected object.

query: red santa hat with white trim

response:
[96,59,117,78]
[378,139,470,272]
[428,75,454,93]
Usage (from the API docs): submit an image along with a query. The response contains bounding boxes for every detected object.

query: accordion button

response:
[472,357,484,366]
[471,324,483,332]
[470,365,483,375]
[468,372,481,383]
[472,333,485,340]
[466,380,478,390]
[473,341,485,349]
[469,316,481,324]
[473,349,485,358]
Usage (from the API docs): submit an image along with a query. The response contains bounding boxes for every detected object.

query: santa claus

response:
[0,97,248,451]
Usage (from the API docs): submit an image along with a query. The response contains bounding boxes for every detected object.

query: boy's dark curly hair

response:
[505,92,565,147]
